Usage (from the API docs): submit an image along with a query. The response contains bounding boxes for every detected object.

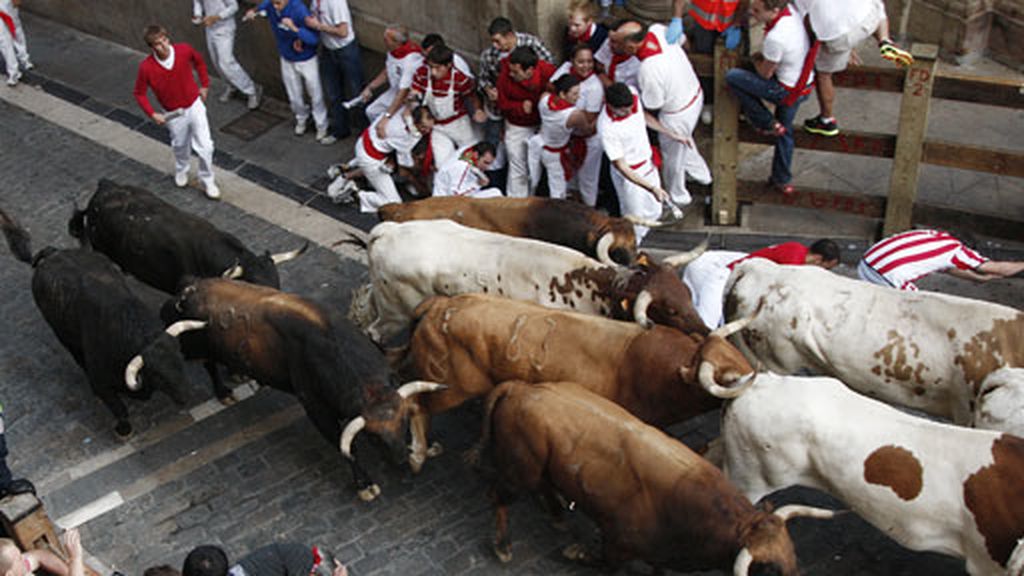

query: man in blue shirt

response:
[244,0,334,144]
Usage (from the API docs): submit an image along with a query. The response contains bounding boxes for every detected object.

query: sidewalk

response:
[13,11,1024,257]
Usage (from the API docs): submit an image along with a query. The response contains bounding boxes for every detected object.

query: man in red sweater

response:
[496,45,555,198]
[134,25,220,199]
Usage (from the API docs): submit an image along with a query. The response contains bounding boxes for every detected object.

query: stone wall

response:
[887,0,1023,69]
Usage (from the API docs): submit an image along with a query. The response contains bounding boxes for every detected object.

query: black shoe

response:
[0,478,36,498]
[804,115,839,137]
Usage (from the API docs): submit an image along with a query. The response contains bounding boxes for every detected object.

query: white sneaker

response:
[247,84,263,110]
[21,60,33,71]
[327,175,356,203]
[6,72,20,86]
[204,181,221,200]
[219,86,234,103]
[295,121,308,136]
[174,170,189,188]
[700,104,713,125]
[317,131,337,145]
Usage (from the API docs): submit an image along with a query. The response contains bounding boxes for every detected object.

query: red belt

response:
[360,128,389,161]
[543,143,568,153]
[664,86,703,115]
[434,111,467,126]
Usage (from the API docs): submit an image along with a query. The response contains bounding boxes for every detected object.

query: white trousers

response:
[168,98,215,185]
[431,115,477,168]
[681,250,747,329]
[611,160,662,242]
[0,19,19,80]
[205,22,255,95]
[280,56,327,131]
[504,122,537,198]
[578,133,603,206]
[541,147,568,200]
[660,93,711,206]
[366,87,397,123]
[354,141,401,213]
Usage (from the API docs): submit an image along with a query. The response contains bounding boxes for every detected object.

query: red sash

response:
[360,129,389,161]
[544,136,587,182]
[0,12,15,37]
[780,39,819,107]
[389,41,422,59]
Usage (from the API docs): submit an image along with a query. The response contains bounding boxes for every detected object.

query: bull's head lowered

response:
[340,380,446,501]
[620,241,710,336]
[733,505,837,576]
[220,242,309,289]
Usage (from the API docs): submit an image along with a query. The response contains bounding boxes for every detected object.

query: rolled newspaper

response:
[162,109,184,121]
[342,95,366,110]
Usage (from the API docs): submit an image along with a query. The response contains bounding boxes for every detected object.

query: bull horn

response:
[270,242,309,265]
[622,214,668,228]
[595,233,616,266]
[733,548,753,576]
[221,263,244,279]
[124,355,145,391]
[710,316,753,339]
[396,380,447,399]
[165,320,207,337]
[632,290,653,329]
[774,504,838,521]
[339,416,366,459]
[697,362,755,399]
[662,238,709,268]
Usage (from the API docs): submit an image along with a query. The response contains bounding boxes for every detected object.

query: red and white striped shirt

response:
[861,229,987,291]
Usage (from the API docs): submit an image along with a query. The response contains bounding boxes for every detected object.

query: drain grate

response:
[220,109,287,141]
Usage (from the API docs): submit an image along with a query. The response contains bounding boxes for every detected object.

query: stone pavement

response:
[0,11,1021,576]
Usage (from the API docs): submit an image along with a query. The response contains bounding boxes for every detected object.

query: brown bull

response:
[394,293,753,472]
[483,381,835,573]
[164,278,444,501]
[378,196,649,265]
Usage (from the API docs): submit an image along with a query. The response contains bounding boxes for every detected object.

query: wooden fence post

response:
[882,43,939,236]
[711,40,740,225]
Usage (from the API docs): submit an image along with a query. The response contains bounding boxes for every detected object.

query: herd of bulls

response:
[1,180,1021,575]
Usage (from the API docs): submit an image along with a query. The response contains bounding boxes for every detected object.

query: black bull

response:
[0,207,202,437]
[163,278,443,501]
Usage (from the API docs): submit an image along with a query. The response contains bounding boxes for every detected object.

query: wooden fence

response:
[689,43,1024,240]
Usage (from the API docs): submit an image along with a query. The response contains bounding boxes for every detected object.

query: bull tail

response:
[331,231,368,251]
[474,381,519,467]
[0,207,34,264]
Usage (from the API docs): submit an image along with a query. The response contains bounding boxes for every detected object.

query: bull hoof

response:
[114,421,133,439]
[218,393,238,406]
[357,483,381,502]
[409,452,426,474]
[426,441,444,457]
[562,543,589,562]
[462,445,482,467]
[493,542,513,563]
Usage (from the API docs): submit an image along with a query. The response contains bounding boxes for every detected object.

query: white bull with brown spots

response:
[352,220,708,342]
[723,259,1024,434]
[721,372,1024,576]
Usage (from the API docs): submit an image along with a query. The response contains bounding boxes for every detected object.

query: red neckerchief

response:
[571,22,595,44]
[547,94,574,111]
[390,41,423,59]
[517,63,547,93]
[311,546,323,572]
[421,132,434,177]
[635,32,662,60]
[459,148,479,167]
[764,6,792,33]
[0,12,15,37]
[570,66,595,82]
[608,53,630,81]
[605,94,638,122]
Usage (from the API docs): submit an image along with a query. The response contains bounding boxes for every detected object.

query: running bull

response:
[1,207,202,437]
[164,277,444,501]
[378,196,663,265]
[482,380,835,573]
[722,372,1024,576]
[724,259,1024,434]
[350,220,707,342]
[391,293,752,472]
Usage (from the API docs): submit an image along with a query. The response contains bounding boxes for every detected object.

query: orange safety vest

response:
[689,0,740,32]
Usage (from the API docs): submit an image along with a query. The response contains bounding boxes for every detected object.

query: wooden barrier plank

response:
[736,180,885,218]
[740,125,897,158]
[932,73,1024,109]
[833,66,905,93]
[883,44,939,236]
[922,140,1024,178]
[912,204,1024,241]
[711,42,741,225]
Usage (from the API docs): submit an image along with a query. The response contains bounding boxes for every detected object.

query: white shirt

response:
[193,0,239,31]
[386,49,424,92]
[434,155,486,197]
[637,23,701,112]
[792,0,874,42]
[597,89,652,167]
[363,114,422,167]
[595,38,640,90]
[762,6,814,87]
[552,62,603,114]
[312,0,356,49]
[538,93,576,148]
[453,53,474,79]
